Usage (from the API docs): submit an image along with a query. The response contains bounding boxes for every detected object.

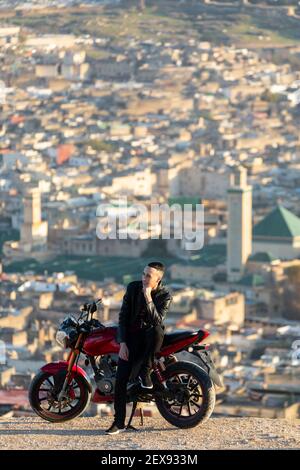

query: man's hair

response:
[148,261,165,276]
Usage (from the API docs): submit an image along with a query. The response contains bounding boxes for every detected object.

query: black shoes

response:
[138,373,153,389]
[127,379,139,391]
[105,421,126,435]
[126,369,154,391]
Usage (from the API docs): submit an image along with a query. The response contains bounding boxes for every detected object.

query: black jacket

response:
[117,280,172,344]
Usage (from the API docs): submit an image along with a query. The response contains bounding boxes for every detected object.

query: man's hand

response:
[143,286,152,303]
[119,342,129,361]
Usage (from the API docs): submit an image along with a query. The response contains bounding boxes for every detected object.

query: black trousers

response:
[113,324,164,428]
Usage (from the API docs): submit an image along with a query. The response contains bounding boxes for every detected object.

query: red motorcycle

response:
[29,299,222,428]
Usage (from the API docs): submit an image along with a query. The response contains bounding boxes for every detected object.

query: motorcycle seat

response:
[162,330,196,347]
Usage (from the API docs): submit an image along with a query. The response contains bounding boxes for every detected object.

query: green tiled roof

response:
[237,273,265,287]
[248,252,277,263]
[168,196,202,209]
[253,205,300,238]
[181,244,226,268]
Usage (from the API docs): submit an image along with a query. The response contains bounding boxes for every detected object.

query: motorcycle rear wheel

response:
[155,361,215,429]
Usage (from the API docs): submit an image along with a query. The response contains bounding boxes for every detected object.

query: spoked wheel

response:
[155,361,215,428]
[29,370,91,423]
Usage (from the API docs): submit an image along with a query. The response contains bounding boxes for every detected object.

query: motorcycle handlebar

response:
[81,298,102,313]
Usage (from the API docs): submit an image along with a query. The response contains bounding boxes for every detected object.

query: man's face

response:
[142,266,162,289]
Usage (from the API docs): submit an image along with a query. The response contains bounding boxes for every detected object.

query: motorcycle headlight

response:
[56,330,68,348]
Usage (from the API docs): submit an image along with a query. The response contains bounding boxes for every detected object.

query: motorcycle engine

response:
[97,377,115,394]
[95,355,117,395]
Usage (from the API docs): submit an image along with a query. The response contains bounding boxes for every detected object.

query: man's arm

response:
[118,285,131,344]
[145,292,172,326]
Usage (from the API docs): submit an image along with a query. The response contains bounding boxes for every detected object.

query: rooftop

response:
[253,205,300,239]
[248,252,278,263]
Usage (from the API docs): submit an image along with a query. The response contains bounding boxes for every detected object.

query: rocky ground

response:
[0,416,299,450]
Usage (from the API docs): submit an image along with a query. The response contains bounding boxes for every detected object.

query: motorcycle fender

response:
[191,351,224,388]
[41,361,93,393]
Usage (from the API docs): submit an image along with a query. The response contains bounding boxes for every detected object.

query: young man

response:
[105,261,172,435]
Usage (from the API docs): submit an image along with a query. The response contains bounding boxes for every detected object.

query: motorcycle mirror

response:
[90,302,97,314]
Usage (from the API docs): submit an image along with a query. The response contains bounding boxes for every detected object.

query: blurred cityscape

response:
[1,0,300,421]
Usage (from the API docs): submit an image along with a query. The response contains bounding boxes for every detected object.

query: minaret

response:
[20,187,48,251]
[227,166,252,282]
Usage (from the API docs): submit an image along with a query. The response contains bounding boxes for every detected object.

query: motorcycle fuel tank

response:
[83,326,119,356]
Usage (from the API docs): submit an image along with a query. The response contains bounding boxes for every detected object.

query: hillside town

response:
[1,0,300,421]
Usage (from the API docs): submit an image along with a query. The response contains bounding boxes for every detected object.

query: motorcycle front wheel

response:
[29,370,91,423]
[155,361,216,429]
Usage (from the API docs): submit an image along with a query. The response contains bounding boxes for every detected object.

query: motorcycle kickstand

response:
[126,400,143,431]
[139,404,144,426]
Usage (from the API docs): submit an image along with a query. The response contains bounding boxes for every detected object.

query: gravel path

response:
[0,416,299,450]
